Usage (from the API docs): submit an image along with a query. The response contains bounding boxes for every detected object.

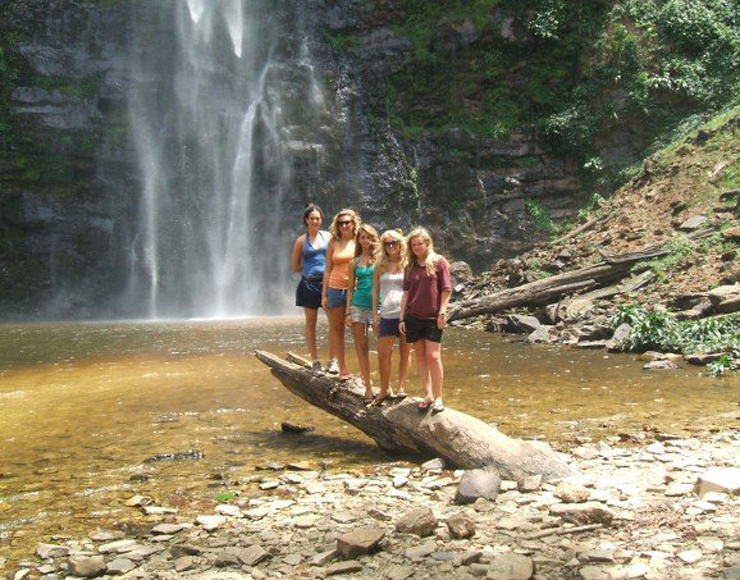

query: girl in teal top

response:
[346,224,379,402]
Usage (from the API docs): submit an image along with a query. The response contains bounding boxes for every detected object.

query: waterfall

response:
[126,0,323,319]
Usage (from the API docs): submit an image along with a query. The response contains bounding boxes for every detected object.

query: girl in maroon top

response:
[399,228,452,413]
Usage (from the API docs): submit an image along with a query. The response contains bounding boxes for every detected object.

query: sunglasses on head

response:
[383,240,398,247]
[338,220,352,226]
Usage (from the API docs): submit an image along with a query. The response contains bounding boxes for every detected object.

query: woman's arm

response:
[398,291,408,335]
[291,235,304,273]
[345,260,356,327]
[322,240,335,309]
[437,290,451,329]
[371,268,381,333]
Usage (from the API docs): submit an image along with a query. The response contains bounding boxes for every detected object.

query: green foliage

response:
[707,355,738,377]
[576,192,606,222]
[526,199,558,235]
[320,27,358,52]
[529,0,569,40]
[610,306,740,374]
[214,492,235,502]
[646,234,695,282]
[523,256,551,280]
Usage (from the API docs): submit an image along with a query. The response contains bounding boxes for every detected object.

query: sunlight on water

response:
[0,319,737,563]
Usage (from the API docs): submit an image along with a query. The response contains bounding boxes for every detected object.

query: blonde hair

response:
[406,227,443,277]
[354,223,380,262]
[376,229,407,275]
[329,208,361,241]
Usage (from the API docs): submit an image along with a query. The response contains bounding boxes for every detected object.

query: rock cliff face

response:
[0,0,587,319]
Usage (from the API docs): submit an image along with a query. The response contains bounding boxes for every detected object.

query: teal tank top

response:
[351,261,375,309]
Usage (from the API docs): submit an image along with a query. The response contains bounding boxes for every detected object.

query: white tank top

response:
[379,271,404,319]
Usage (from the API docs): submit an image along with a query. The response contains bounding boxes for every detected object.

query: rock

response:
[724,564,740,579]
[124,495,149,507]
[527,326,553,344]
[578,566,609,580]
[678,215,708,231]
[642,360,678,370]
[286,461,315,471]
[395,507,437,537]
[196,515,227,531]
[68,555,107,578]
[554,480,590,503]
[560,296,595,320]
[107,557,136,575]
[98,539,137,554]
[36,543,69,559]
[385,565,416,580]
[310,549,338,566]
[685,353,726,365]
[505,314,542,334]
[447,514,476,539]
[173,556,197,573]
[13,571,30,580]
[326,560,363,576]
[450,261,474,284]
[626,563,649,578]
[280,422,314,434]
[238,545,269,566]
[695,468,740,496]
[455,469,501,505]
[151,523,189,535]
[549,502,614,525]
[170,544,202,558]
[283,554,303,566]
[584,549,614,563]
[215,551,241,567]
[336,526,385,558]
[486,553,534,579]
[519,474,542,493]
[421,458,445,472]
[142,506,178,515]
[606,323,631,351]
[677,549,702,564]
[404,540,438,560]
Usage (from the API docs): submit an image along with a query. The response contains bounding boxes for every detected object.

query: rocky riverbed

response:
[5,428,740,580]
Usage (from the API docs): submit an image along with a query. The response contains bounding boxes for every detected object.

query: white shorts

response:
[350,306,374,325]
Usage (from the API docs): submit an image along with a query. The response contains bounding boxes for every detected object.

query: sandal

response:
[417,398,433,411]
[371,391,392,407]
[393,390,407,400]
[431,400,445,414]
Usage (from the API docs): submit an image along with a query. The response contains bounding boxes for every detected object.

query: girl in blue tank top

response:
[291,204,332,372]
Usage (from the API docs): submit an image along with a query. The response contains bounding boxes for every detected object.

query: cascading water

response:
[126,0,326,318]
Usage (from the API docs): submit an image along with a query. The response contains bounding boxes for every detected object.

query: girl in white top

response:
[370,229,411,405]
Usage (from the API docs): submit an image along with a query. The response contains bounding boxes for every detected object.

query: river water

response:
[1,319,738,562]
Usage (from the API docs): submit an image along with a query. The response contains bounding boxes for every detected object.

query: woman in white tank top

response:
[369,229,411,405]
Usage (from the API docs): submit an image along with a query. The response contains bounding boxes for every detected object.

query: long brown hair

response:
[406,227,443,277]
[354,223,379,263]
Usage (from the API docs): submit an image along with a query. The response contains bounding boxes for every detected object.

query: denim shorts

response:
[350,306,374,325]
[326,287,347,309]
[379,317,400,338]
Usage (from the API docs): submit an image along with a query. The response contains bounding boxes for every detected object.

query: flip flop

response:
[394,391,407,400]
[417,398,433,411]
[431,400,445,414]
[371,392,392,407]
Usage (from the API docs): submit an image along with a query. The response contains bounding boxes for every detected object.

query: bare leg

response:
[425,340,444,402]
[377,336,394,395]
[327,305,348,376]
[398,333,411,393]
[323,306,335,360]
[353,323,372,397]
[303,307,319,361]
[414,339,433,402]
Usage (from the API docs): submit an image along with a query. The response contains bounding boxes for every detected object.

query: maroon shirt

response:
[403,258,452,320]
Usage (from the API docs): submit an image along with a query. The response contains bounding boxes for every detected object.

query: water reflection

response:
[0,318,737,563]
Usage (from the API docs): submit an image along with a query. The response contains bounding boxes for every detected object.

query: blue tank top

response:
[302,231,329,278]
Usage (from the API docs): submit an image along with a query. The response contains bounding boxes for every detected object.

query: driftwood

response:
[255,350,574,482]
[449,227,716,322]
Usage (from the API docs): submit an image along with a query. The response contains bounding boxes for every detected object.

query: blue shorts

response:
[326,287,347,309]
[296,277,323,309]
[379,317,401,338]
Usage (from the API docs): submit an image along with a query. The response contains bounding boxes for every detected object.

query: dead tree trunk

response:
[449,227,716,322]
[255,350,574,482]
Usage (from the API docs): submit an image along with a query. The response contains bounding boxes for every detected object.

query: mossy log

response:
[255,350,574,482]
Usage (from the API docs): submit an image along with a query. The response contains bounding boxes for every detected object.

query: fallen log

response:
[449,227,716,322]
[255,350,574,482]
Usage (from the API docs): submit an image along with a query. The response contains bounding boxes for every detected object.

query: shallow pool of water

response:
[0,318,737,564]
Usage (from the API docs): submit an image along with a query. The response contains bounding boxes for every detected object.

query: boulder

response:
[238,545,269,566]
[504,314,541,334]
[450,261,474,285]
[107,557,136,575]
[643,360,678,371]
[68,555,107,578]
[486,553,534,580]
[326,560,363,576]
[554,480,590,503]
[527,326,553,344]
[605,323,631,351]
[549,502,615,525]
[421,458,445,472]
[446,514,476,539]
[395,508,437,537]
[455,469,501,505]
[678,215,708,231]
[336,526,385,558]
[695,468,740,497]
